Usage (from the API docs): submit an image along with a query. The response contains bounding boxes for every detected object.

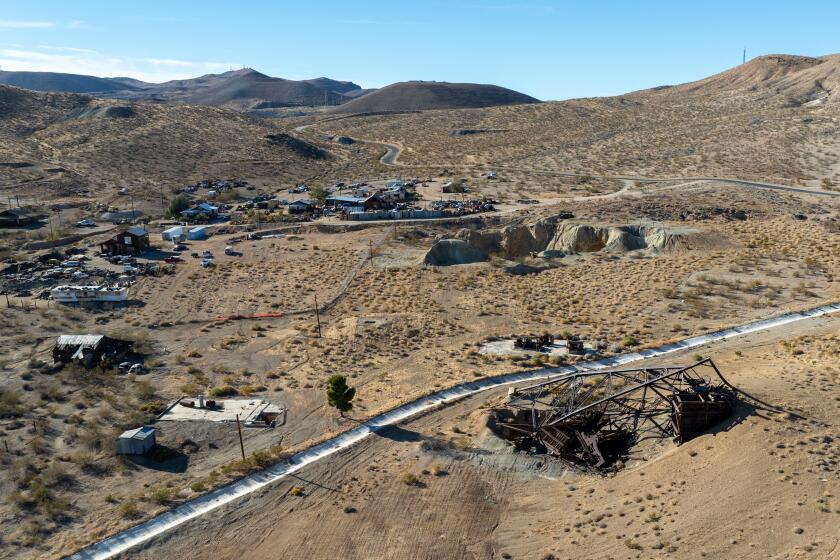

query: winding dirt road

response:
[292,119,840,199]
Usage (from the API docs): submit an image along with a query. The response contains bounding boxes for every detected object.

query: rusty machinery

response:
[491,359,737,471]
[514,333,555,350]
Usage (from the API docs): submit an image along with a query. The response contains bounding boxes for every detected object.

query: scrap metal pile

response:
[514,333,555,350]
[490,359,737,471]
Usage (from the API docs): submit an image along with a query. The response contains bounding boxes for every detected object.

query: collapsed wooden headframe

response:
[494,359,737,469]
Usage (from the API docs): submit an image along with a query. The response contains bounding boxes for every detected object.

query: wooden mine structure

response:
[492,359,736,470]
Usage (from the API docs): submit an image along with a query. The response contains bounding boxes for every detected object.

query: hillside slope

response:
[318,54,840,185]
[0,70,134,94]
[640,54,840,106]
[0,68,371,111]
[329,81,540,113]
[116,69,365,110]
[0,84,338,201]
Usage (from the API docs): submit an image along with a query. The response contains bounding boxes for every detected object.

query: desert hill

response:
[0,70,134,94]
[0,68,369,111]
[0,84,338,200]
[639,54,840,106]
[328,80,540,113]
[303,77,364,95]
[317,54,840,185]
[115,69,365,110]
[0,69,540,114]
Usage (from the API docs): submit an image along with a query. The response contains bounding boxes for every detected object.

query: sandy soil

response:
[125,312,840,560]
[3,180,840,558]
[4,56,840,558]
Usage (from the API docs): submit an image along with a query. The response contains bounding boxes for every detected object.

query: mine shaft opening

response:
[488,359,738,472]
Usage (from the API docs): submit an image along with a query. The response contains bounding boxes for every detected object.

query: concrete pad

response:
[479,339,596,357]
[159,398,283,424]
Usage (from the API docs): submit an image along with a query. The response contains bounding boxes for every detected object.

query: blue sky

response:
[1,1,838,100]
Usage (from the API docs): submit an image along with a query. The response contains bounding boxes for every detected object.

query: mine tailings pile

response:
[488,358,737,471]
[424,213,731,265]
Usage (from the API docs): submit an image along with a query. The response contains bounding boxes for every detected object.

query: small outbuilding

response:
[187,226,207,240]
[324,194,382,212]
[100,226,150,255]
[288,199,315,214]
[162,225,184,241]
[116,426,156,455]
[53,334,131,368]
[180,202,218,220]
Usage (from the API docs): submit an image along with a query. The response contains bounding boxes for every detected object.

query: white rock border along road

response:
[68,301,840,559]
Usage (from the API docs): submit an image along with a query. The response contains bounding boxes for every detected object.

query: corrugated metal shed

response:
[116,426,156,455]
[187,226,207,240]
[162,226,183,241]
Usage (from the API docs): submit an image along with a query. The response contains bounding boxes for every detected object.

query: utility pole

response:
[235,414,245,461]
[743,48,746,64]
[313,294,322,338]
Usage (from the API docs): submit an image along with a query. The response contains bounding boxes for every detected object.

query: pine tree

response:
[326,374,355,416]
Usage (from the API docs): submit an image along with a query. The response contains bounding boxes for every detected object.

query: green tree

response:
[310,185,329,205]
[326,374,355,416]
[167,194,190,218]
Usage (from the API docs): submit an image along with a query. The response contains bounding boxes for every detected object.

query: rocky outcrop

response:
[423,239,488,266]
[453,215,729,259]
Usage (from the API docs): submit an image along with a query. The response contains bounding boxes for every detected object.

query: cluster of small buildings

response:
[324,181,414,216]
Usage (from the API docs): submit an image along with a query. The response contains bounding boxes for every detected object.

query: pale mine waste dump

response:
[424,214,730,266]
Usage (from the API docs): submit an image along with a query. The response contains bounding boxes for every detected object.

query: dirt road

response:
[68,302,840,559]
[112,308,840,559]
[291,119,840,199]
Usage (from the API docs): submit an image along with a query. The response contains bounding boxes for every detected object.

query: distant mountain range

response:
[0,68,539,114]
[0,68,369,110]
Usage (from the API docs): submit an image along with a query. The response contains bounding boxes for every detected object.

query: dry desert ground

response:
[1,54,840,559]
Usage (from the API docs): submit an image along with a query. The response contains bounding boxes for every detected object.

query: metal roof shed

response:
[187,226,207,240]
[162,226,184,241]
[116,426,156,455]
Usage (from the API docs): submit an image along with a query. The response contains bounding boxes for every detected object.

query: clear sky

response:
[1,0,838,100]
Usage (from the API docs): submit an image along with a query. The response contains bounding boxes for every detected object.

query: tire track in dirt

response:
[68,301,840,559]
